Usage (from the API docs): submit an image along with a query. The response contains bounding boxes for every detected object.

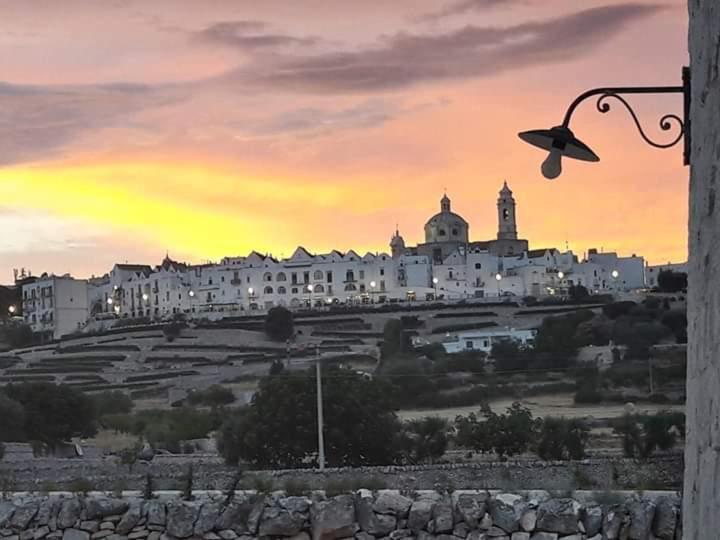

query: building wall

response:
[22,276,88,339]
[646,262,688,288]
[685,2,719,536]
[442,328,537,354]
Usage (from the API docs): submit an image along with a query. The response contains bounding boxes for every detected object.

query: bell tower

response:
[497,181,518,240]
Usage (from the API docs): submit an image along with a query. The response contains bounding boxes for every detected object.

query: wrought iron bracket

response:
[560,67,691,165]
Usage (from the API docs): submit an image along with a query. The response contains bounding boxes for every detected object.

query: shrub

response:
[602,301,637,319]
[455,402,537,460]
[264,307,294,342]
[657,271,687,293]
[398,417,451,464]
[187,385,236,409]
[537,417,589,460]
[282,477,310,496]
[93,391,134,417]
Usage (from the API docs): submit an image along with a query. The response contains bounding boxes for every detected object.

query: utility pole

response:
[648,356,654,395]
[315,346,326,471]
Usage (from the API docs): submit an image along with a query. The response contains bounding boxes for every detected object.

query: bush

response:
[612,411,684,458]
[398,417,451,464]
[93,391,134,417]
[657,271,687,293]
[187,385,236,409]
[264,307,294,341]
[455,402,537,460]
[492,341,530,371]
[536,417,589,460]
[0,393,25,442]
[162,322,183,343]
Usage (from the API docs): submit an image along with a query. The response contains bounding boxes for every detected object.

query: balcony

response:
[230,278,242,285]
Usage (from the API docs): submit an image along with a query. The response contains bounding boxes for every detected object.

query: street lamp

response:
[8,305,16,315]
[189,290,195,297]
[611,269,620,279]
[248,287,254,296]
[519,67,691,179]
[307,284,314,308]
[142,293,149,301]
[369,281,376,304]
[558,271,565,279]
[107,297,113,305]
[495,273,503,298]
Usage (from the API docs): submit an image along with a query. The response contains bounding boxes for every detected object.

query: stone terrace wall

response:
[0,455,683,493]
[0,489,682,540]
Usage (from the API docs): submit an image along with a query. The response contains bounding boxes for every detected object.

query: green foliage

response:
[398,417,451,464]
[187,385,236,409]
[217,368,403,468]
[162,322,184,343]
[0,393,25,442]
[93,391,134,417]
[455,402,537,460]
[69,477,95,496]
[381,319,412,359]
[282,477,310,496]
[434,351,486,373]
[535,310,594,358]
[0,443,4,462]
[143,473,154,500]
[661,310,688,343]
[602,301,637,320]
[491,340,530,371]
[268,360,285,376]
[2,323,35,349]
[574,367,603,404]
[612,319,668,359]
[264,306,294,341]
[612,414,643,458]
[418,342,447,361]
[569,284,590,302]
[536,417,589,460]
[3,383,97,448]
[573,315,613,347]
[612,411,684,458]
[657,271,687,293]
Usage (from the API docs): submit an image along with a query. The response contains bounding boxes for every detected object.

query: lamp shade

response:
[518,126,599,162]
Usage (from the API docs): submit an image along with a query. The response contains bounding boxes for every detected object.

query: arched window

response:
[438,229,446,236]
[277,286,287,294]
[263,272,272,282]
[276,272,287,281]
[313,270,324,280]
[290,298,301,307]
[314,284,325,293]
[345,270,355,282]
[264,286,274,294]
[344,283,357,292]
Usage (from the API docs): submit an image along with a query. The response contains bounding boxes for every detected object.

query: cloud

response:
[0,82,179,166]
[226,3,663,93]
[193,20,318,50]
[416,0,523,22]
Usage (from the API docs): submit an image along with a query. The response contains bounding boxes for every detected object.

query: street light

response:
[307,284,314,308]
[107,298,114,305]
[369,281,376,304]
[558,271,565,279]
[142,293,149,301]
[248,287,254,295]
[432,276,439,300]
[519,67,691,179]
[189,290,195,297]
[495,273,503,298]
[611,269,620,279]
[8,305,16,315]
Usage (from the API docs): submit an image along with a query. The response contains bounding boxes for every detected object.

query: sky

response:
[0,0,689,281]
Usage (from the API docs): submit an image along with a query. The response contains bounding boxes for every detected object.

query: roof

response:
[527,248,556,259]
[425,211,469,226]
[115,264,152,272]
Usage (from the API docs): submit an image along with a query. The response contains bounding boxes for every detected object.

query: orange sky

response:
[0,0,689,280]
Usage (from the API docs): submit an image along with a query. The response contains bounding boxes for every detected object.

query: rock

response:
[453,523,470,538]
[417,532,434,540]
[519,510,536,533]
[36,501,58,527]
[100,525,115,532]
[147,533,160,540]
[486,527,508,538]
[557,535,582,540]
[408,500,434,533]
[479,514,492,530]
[651,497,678,540]
[165,503,200,540]
[628,500,655,540]
[602,506,627,540]
[528,534,557,540]
[58,500,83,530]
[11,504,38,530]
[587,535,602,540]
[217,532,236,540]
[510,533,529,540]
[246,499,264,536]
[46,534,61,540]
[258,505,305,537]
[63,530,90,540]
[535,499,580,535]
[281,497,311,515]
[456,494,489,530]
[4,536,18,540]
[389,530,412,540]
[127,532,148,540]
[91,532,113,540]
[356,493,395,536]
[80,522,100,534]
[581,506,602,537]
[116,504,143,537]
[194,504,221,536]
[311,494,356,540]
[35,527,50,540]
[145,503,165,529]
[215,503,247,534]
[373,493,413,518]
[20,531,34,540]
[203,533,220,540]
[104,517,123,524]
[467,532,489,540]
[288,533,310,540]
[1,532,13,539]
[86,501,129,522]
[107,536,128,540]
[355,533,374,540]
[432,499,454,534]
[489,495,524,534]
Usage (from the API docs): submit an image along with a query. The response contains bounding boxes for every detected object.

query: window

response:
[438,229,446,236]
[264,286,273,294]
[475,263,482,269]
[314,270,323,280]
[276,272,287,281]
[452,228,459,236]
[344,283,357,291]
[483,340,489,348]
[345,270,355,282]
[380,280,386,291]
[326,271,333,283]
[221,276,225,282]
[314,284,325,293]
[263,272,272,282]
[208,277,213,285]
[291,272,298,285]
[359,270,365,279]
[291,287,298,294]
[433,248,442,263]
[278,286,287,294]
[303,271,310,284]
[466,341,474,350]
[380,268,385,276]
[503,208,510,221]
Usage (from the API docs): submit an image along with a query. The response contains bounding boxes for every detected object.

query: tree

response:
[613,414,643,458]
[4,383,97,449]
[217,367,403,468]
[536,417,589,460]
[661,310,688,343]
[264,306,294,341]
[613,411,683,458]
[657,270,687,293]
[602,301,637,320]
[569,284,590,302]
[163,322,183,342]
[380,319,412,359]
[534,310,594,361]
[0,393,25,442]
[3,323,35,349]
[455,402,537,460]
[187,385,236,409]
[93,391,133,417]
[491,340,529,371]
[398,417,451,464]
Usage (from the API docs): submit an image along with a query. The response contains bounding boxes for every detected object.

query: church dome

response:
[424,193,469,244]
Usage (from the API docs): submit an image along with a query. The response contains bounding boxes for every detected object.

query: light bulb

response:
[541,148,562,179]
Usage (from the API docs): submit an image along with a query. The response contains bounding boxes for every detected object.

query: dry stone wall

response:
[0,490,682,540]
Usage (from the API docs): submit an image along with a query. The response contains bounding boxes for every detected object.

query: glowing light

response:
[558,271,565,279]
[107,298,113,305]
[432,277,439,284]
[189,290,195,297]
[611,270,620,279]
[142,293,149,301]
[8,305,16,314]
[369,281,376,288]
[307,284,314,292]
[495,273,502,281]
[248,287,254,295]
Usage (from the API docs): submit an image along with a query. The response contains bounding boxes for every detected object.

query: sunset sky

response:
[0,0,689,281]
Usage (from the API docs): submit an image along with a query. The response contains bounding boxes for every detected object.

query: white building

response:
[442,327,538,354]
[646,262,688,288]
[22,274,89,339]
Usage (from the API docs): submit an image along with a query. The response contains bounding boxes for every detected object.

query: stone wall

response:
[0,456,683,493]
[0,490,682,540]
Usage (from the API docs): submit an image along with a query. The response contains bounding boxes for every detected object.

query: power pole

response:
[315,346,326,471]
